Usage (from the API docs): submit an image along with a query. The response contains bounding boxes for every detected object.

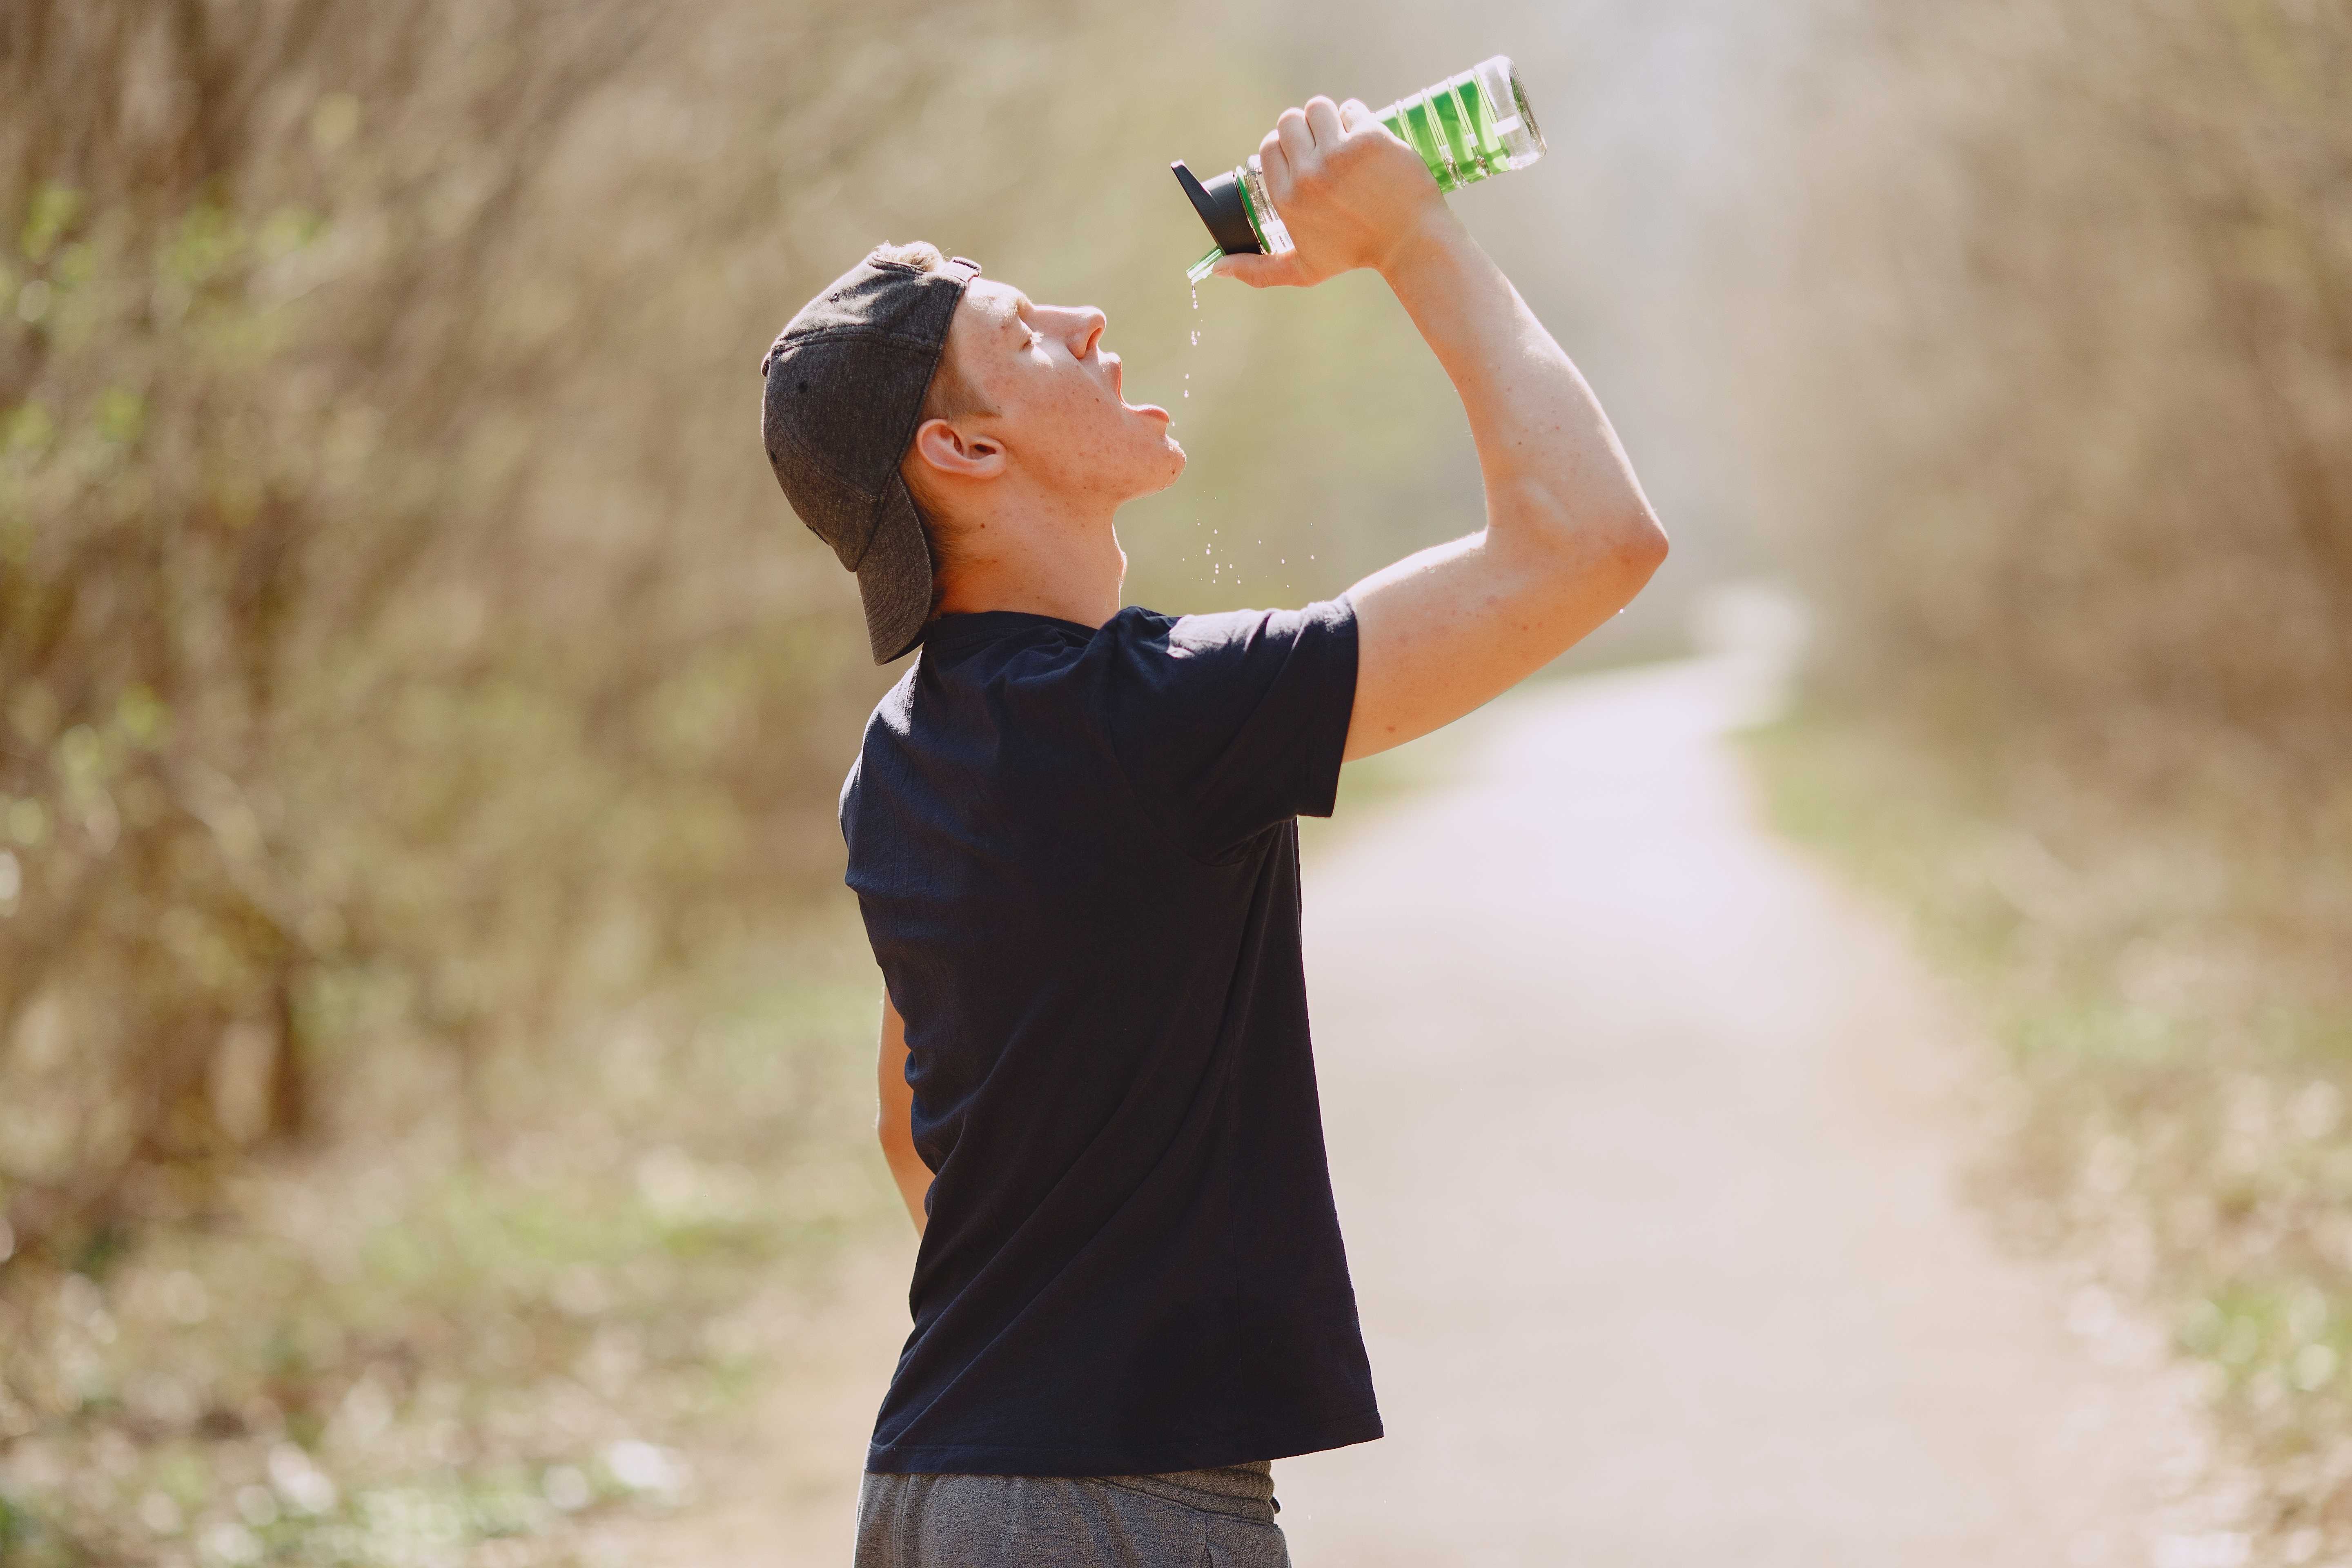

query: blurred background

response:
[1,0,2347,1561]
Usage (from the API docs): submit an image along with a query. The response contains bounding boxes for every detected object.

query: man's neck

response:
[931,497,1125,628]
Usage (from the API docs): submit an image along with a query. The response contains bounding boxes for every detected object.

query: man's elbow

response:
[1615,508,1670,575]
[1585,507,1668,600]
[878,1119,924,1172]
[1514,485,1667,578]
[1494,493,1668,608]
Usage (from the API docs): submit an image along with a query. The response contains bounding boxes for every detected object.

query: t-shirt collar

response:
[921,609,1104,658]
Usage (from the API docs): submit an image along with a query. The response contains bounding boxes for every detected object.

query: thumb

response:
[1210,250,1305,289]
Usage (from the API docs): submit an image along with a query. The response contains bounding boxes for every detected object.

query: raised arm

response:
[1215,97,1668,760]
[876,989,929,1235]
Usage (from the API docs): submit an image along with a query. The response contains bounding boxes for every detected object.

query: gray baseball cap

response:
[760,246,982,664]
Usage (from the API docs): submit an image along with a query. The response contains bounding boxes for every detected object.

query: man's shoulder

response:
[1130,598,1357,670]
[839,664,918,812]
[851,598,1353,757]
[1100,601,1346,656]
[849,617,1107,767]
[901,610,1161,702]
[863,659,922,736]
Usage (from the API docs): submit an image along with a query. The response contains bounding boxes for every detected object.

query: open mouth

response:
[1102,352,1169,419]
[1109,357,1167,417]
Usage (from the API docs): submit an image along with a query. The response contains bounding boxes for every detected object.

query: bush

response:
[1737,0,2352,808]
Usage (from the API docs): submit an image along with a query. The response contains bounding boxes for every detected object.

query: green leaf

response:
[115,685,169,748]
[19,183,80,264]
[1,402,54,456]
[256,206,325,261]
[161,205,243,289]
[94,388,145,446]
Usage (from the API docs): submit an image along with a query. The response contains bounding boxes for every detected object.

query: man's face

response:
[944,279,1185,505]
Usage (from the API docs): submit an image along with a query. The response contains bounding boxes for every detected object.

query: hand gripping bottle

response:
[1172,55,1548,283]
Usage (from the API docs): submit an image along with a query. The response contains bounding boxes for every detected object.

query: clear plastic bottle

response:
[1174,55,1547,283]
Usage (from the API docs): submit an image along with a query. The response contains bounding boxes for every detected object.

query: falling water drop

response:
[1185,284,1200,397]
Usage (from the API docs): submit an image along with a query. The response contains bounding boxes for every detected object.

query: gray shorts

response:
[853,1461,1291,1568]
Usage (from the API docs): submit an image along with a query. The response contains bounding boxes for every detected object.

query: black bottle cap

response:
[1171,160,1263,257]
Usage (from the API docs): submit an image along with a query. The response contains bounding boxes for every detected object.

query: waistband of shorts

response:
[1097,1460,1274,1522]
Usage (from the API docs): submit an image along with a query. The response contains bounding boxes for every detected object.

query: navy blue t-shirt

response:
[840,597,1381,1477]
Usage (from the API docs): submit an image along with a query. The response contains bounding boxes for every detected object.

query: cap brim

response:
[855,474,935,664]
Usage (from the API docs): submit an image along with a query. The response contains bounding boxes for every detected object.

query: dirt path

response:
[1278,659,2209,1566]
[675,658,2214,1565]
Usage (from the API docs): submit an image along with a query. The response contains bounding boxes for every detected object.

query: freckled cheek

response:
[1055,385,1119,439]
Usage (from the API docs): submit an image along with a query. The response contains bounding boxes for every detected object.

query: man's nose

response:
[1060,307,1107,358]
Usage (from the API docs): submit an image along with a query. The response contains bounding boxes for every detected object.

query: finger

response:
[1304,95,1344,147]
[1274,106,1314,173]
[1256,127,1290,189]
[1208,250,1277,287]
[1209,250,1306,289]
[1343,98,1404,152]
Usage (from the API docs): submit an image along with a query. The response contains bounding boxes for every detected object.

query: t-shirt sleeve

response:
[1102,596,1360,862]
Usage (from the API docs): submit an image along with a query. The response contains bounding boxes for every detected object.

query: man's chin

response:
[1101,428,1185,501]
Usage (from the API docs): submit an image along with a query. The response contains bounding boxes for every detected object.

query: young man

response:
[760,97,1666,1567]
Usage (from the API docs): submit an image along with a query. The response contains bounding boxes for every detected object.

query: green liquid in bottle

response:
[1376,57,1544,194]
[1181,55,1545,278]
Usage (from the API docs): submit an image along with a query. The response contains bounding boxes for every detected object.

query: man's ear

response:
[908,416,1006,482]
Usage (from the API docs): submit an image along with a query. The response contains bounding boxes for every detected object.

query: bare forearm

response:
[875,989,927,1236]
[1336,214,1666,760]
[1378,214,1655,555]
[1216,91,1667,757]
[881,1138,929,1236]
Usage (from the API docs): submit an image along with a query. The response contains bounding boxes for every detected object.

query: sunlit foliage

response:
[1739,2,2352,1546]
